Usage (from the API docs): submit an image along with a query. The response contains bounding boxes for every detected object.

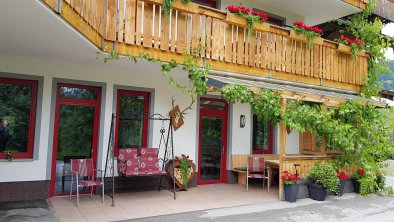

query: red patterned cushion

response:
[80,180,103,187]
[125,159,140,176]
[140,148,159,158]
[140,156,159,171]
[118,148,138,161]
[249,173,266,179]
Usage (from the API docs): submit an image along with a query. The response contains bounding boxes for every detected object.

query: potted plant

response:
[336,170,348,196]
[165,154,196,190]
[6,150,15,161]
[226,4,269,36]
[290,21,323,49]
[351,168,365,193]
[337,36,364,60]
[306,161,340,201]
[281,171,301,203]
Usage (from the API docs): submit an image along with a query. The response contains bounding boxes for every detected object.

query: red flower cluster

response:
[226,4,250,14]
[336,170,348,181]
[281,171,301,185]
[339,36,363,46]
[226,4,269,21]
[251,11,269,21]
[175,154,189,160]
[293,21,323,35]
[357,169,365,175]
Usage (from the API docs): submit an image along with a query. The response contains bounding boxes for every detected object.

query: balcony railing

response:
[43,0,370,92]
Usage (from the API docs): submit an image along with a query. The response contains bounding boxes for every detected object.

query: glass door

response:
[50,84,101,196]
[198,98,228,184]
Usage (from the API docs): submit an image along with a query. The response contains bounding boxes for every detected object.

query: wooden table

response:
[265,160,279,186]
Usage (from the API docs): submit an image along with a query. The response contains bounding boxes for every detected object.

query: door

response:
[198,98,228,185]
[50,84,101,196]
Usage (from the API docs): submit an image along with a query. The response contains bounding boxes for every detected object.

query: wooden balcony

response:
[43,0,370,92]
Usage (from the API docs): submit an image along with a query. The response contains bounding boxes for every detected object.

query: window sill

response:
[0,158,35,162]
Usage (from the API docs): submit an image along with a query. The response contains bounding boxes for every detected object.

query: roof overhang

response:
[207,75,388,108]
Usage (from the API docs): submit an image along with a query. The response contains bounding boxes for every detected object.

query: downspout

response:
[209,69,360,95]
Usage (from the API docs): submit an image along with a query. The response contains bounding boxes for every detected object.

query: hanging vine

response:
[163,0,192,17]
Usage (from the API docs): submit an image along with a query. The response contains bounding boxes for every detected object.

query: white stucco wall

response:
[220,0,304,26]
[0,54,198,182]
[286,130,300,154]
[230,103,251,155]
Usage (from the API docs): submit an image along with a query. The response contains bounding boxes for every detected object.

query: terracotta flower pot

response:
[165,159,196,190]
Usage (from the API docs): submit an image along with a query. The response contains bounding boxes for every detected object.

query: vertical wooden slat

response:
[284,37,292,72]
[170,11,177,52]
[225,23,233,62]
[105,0,117,41]
[275,34,282,71]
[135,0,143,45]
[200,15,207,57]
[124,0,135,44]
[177,12,186,53]
[325,47,330,80]
[237,27,244,64]
[117,0,125,42]
[191,14,200,52]
[248,33,256,66]
[244,33,249,65]
[261,32,268,69]
[153,4,160,49]
[219,22,226,61]
[333,51,338,81]
[205,17,212,59]
[305,46,311,76]
[211,18,221,60]
[256,32,262,68]
[185,14,192,54]
[295,41,302,75]
[160,9,171,50]
[143,3,153,47]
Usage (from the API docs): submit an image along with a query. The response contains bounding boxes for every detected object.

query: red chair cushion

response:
[140,156,160,172]
[140,148,159,158]
[79,180,103,187]
[249,173,267,179]
[118,148,138,161]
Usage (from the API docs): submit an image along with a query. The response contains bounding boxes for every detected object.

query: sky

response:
[382,23,394,60]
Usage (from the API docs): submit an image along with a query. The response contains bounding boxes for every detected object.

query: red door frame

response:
[197,97,228,185]
[49,83,101,197]
[114,89,150,156]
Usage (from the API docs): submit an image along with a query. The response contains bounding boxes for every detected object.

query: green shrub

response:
[307,161,340,195]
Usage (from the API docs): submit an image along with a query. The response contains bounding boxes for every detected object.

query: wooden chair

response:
[70,158,104,206]
[246,156,269,192]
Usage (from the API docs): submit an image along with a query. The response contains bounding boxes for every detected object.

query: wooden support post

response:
[278,98,287,200]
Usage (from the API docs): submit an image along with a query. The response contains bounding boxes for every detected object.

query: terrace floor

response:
[50,184,279,222]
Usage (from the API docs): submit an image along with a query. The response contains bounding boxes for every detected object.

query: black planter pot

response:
[306,182,326,201]
[284,184,299,203]
[338,180,345,196]
[352,178,360,193]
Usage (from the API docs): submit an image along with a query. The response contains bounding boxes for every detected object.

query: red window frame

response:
[115,89,150,156]
[252,116,273,154]
[0,77,38,159]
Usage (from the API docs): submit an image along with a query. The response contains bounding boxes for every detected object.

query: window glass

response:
[252,115,272,154]
[0,79,36,156]
[117,92,149,149]
[59,86,97,100]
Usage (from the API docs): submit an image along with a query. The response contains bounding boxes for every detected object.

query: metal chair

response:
[70,158,104,206]
[246,156,270,192]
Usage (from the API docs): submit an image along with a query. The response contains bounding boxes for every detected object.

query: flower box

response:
[337,43,351,54]
[356,50,366,57]
[146,0,199,14]
[254,22,270,32]
[226,12,247,27]
[289,30,324,46]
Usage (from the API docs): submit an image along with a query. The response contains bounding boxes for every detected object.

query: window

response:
[115,90,150,154]
[0,77,38,159]
[252,115,273,154]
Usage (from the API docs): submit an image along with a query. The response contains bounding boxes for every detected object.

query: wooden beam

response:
[278,98,287,200]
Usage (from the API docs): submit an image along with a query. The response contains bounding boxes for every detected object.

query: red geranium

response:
[357,169,365,175]
[292,21,322,35]
[251,10,268,21]
[336,170,348,181]
[281,171,301,185]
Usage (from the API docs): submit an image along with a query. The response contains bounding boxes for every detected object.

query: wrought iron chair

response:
[246,156,270,192]
[70,158,104,206]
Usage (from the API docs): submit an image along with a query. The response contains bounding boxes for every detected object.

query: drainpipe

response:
[208,69,360,95]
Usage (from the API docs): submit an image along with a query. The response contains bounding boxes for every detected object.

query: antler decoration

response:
[181,99,195,116]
